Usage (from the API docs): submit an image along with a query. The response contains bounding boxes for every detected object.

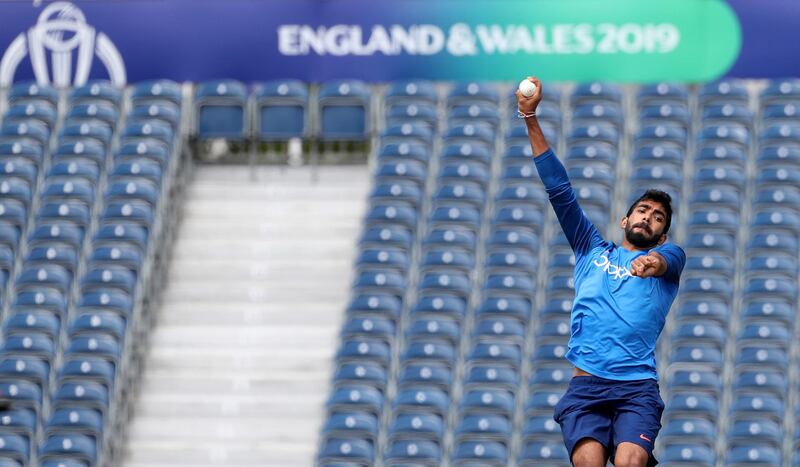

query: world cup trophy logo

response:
[0,2,126,88]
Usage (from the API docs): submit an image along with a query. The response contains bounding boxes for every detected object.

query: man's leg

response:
[614,442,650,467]
[572,438,608,467]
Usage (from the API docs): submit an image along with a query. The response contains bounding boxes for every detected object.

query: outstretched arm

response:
[516,77,603,256]
[631,244,686,280]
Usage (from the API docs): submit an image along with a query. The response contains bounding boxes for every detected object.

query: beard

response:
[625,222,661,249]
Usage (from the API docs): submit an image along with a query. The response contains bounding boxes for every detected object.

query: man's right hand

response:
[515,76,543,116]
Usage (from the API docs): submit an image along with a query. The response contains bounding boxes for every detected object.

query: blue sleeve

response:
[653,242,686,283]
[533,148,604,257]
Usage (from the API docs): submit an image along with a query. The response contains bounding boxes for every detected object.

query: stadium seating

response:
[316,78,800,467]
[0,79,185,465]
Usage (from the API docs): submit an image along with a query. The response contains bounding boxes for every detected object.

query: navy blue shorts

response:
[553,375,665,466]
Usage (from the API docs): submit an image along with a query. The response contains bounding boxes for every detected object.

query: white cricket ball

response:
[518,79,537,98]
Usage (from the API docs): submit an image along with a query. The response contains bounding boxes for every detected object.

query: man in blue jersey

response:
[516,77,686,467]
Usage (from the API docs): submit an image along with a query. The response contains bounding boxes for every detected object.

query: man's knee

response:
[572,438,607,467]
[614,442,649,467]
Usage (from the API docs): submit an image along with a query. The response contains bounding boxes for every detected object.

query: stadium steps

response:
[121,165,369,466]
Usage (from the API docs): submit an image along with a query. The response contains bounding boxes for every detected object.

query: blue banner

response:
[0,0,795,86]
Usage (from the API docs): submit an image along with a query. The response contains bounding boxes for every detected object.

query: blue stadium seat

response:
[760,123,800,145]
[68,312,126,340]
[487,229,538,255]
[382,123,433,147]
[637,123,687,146]
[702,103,752,125]
[737,322,791,346]
[131,80,182,105]
[0,434,28,465]
[639,103,690,127]
[495,183,547,206]
[660,442,715,464]
[484,273,535,297]
[420,249,475,272]
[393,387,449,417]
[637,82,688,104]
[671,322,727,349]
[452,440,507,465]
[334,362,388,390]
[744,276,797,301]
[1,120,50,147]
[429,205,481,229]
[68,103,119,127]
[519,440,569,465]
[417,271,471,297]
[464,364,518,390]
[365,204,417,229]
[388,413,444,440]
[13,289,67,316]
[468,342,521,367]
[521,416,562,440]
[356,248,410,272]
[70,80,122,106]
[3,311,60,339]
[39,433,97,464]
[376,160,427,187]
[571,82,622,105]
[699,80,748,104]
[696,143,747,167]
[337,340,391,366]
[734,345,788,370]
[410,294,466,318]
[379,142,431,165]
[407,318,461,346]
[319,80,370,141]
[123,121,174,146]
[665,393,719,423]
[485,250,537,272]
[327,385,384,416]
[633,144,683,166]
[342,316,395,342]
[254,80,309,140]
[661,417,716,446]
[8,81,58,106]
[728,419,782,448]
[398,363,452,390]
[424,228,476,251]
[525,390,563,415]
[116,140,171,168]
[385,439,440,464]
[760,78,800,102]
[195,80,247,140]
[448,82,499,106]
[387,102,438,130]
[567,164,615,188]
[403,341,456,365]
[444,123,495,146]
[730,395,784,422]
[698,124,749,147]
[318,437,374,464]
[694,166,745,188]
[433,183,486,207]
[53,140,106,165]
[725,446,781,466]
[45,407,104,438]
[756,166,800,190]
[680,277,733,299]
[569,124,619,146]
[684,255,735,278]
[572,103,624,127]
[669,345,723,368]
[567,143,617,166]
[475,296,531,323]
[0,357,50,387]
[690,188,741,210]
[60,121,113,148]
[762,102,800,126]
[449,104,500,129]
[741,300,794,324]
[460,389,515,416]
[442,142,493,167]
[528,366,571,388]
[492,205,543,230]
[386,81,437,105]
[0,159,38,185]
[6,103,57,129]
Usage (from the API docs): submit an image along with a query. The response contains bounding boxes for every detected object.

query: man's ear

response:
[620,217,628,229]
[657,234,667,246]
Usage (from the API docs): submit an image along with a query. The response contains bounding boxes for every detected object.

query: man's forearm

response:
[524,116,551,157]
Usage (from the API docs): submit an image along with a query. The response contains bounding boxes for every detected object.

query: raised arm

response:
[516,77,603,256]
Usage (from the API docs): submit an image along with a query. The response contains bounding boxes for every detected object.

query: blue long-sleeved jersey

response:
[534,148,685,380]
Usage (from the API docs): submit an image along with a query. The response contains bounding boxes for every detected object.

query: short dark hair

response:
[626,189,674,235]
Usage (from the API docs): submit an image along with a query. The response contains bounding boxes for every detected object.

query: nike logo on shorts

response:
[639,434,652,443]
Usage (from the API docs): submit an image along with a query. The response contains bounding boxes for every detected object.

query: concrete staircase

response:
[121,165,369,466]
